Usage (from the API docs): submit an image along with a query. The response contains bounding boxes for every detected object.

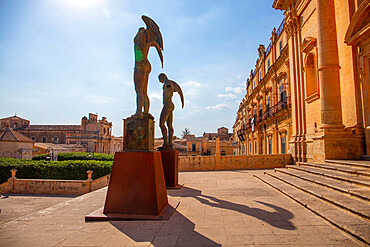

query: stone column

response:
[273,125,278,154]
[256,131,261,154]
[297,28,307,162]
[293,29,303,162]
[317,0,344,129]
[286,14,298,161]
[215,137,221,156]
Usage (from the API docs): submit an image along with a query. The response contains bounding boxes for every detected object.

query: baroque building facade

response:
[186,127,233,156]
[233,19,292,156]
[0,113,123,154]
[234,0,369,161]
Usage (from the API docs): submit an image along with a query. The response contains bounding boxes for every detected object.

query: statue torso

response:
[134,28,150,66]
[163,80,175,106]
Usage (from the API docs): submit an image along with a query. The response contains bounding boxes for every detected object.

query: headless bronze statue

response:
[158,73,184,150]
[133,16,164,118]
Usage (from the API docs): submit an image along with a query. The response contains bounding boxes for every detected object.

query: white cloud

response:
[101,6,111,19]
[149,92,162,101]
[217,93,237,99]
[184,80,201,87]
[206,103,231,110]
[225,86,244,95]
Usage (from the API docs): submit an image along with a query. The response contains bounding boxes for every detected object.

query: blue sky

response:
[0,0,284,137]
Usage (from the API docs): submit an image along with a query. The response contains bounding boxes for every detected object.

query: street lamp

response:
[46,147,58,161]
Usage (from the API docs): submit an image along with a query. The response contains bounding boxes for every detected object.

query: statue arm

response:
[172,81,184,109]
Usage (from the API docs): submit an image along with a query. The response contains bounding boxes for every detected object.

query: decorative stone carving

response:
[10,169,17,180]
[123,115,154,151]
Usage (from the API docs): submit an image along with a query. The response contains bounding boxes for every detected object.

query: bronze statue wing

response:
[142,15,164,67]
[173,81,185,109]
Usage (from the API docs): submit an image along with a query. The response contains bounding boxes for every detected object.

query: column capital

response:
[285,10,299,37]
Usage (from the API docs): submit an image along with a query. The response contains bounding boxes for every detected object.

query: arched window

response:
[281,136,286,154]
[268,138,272,154]
[305,53,318,98]
[259,101,263,117]
[53,137,59,144]
[279,83,285,102]
[42,136,47,143]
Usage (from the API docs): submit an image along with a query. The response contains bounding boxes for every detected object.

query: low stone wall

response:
[0,154,293,194]
[0,174,110,195]
[179,154,293,171]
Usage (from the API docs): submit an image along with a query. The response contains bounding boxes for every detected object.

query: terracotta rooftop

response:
[0,127,34,143]
[24,125,81,131]
[34,142,84,151]
[0,115,29,122]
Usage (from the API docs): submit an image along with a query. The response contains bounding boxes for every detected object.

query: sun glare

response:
[64,0,104,7]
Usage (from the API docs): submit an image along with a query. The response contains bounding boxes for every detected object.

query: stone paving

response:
[0,170,364,246]
[0,194,76,225]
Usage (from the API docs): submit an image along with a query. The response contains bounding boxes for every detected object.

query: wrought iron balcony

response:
[256,97,291,126]
[237,128,246,141]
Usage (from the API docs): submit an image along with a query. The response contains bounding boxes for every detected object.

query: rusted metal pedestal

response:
[85,151,178,221]
[160,150,182,189]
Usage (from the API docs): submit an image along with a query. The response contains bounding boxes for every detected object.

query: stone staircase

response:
[254,160,370,245]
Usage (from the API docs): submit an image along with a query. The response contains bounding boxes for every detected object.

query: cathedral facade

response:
[234,0,369,161]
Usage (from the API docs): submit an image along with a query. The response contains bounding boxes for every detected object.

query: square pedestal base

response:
[85,200,179,221]
[160,150,181,189]
[86,151,174,221]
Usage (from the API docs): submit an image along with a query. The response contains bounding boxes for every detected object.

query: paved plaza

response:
[0,170,364,246]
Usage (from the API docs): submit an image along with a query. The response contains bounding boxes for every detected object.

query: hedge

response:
[32,152,114,161]
[0,157,113,184]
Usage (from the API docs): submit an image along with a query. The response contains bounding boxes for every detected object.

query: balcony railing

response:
[261,97,291,120]
[265,42,272,55]
[235,98,290,137]
[237,128,246,141]
[232,141,239,146]
[248,97,291,127]
[277,19,285,37]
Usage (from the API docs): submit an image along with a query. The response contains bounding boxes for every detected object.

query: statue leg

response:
[134,69,144,115]
[167,111,174,147]
[143,70,150,115]
[160,106,170,146]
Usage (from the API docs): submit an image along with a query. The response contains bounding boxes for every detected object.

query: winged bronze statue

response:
[158,73,184,150]
[133,15,164,118]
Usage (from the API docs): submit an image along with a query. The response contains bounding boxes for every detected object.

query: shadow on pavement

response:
[109,210,221,246]
[108,185,296,246]
[170,186,296,230]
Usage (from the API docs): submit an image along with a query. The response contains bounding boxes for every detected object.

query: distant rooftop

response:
[0,127,34,143]
[24,125,81,131]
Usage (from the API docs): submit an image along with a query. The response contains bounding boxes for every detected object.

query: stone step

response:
[298,162,370,177]
[325,160,370,169]
[360,155,370,161]
[254,173,370,245]
[275,167,370,201]
[287,165,370,188]
[269,170,370,220]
